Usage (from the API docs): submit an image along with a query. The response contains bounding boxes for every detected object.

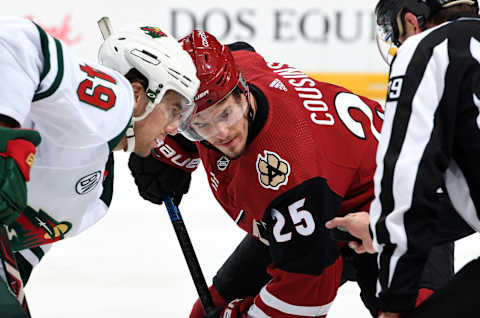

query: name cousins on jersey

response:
[267,62,334,126]
[268,62,384,141]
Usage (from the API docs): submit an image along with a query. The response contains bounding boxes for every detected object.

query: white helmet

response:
[98,24,200,151]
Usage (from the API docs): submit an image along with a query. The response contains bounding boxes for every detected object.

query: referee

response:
[372,0,480,317]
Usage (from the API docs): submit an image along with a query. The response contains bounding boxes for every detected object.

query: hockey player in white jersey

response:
[0,17,199,317]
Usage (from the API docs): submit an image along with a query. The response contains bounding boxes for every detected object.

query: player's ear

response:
[131,81,145,100]
[403,12,422,35]
[131,81,148,117]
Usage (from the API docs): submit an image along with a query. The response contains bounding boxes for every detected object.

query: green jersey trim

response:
[33,27,65,101]
[16,252,33,285]
[33,22,50,83]
[100,153,115,207]
[29,246,45,262]
[107,114,132,152]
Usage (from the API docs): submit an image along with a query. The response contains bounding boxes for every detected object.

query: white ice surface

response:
[25,152,480,317]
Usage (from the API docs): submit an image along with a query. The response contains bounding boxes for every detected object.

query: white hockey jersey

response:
[0,17,134,265]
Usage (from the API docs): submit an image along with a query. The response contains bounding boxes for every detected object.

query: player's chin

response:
[230,150,246,160]
[222,145,245,160]
[230,140,248,159]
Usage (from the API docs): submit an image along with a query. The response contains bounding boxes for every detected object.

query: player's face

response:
[133,90,185,157]
[192,94,249,159]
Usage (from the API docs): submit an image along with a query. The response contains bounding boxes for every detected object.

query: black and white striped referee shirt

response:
[370,17,480,312]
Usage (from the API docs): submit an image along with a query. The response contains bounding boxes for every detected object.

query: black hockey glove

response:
[128,135,199,206]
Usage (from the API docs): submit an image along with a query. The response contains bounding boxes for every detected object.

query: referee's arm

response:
[369,31,453,313]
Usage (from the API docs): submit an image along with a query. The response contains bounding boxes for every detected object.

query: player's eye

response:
[193,122,209,129]
[168,106,181,121]
[217,107,231,122]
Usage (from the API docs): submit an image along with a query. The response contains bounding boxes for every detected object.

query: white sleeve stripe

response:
[259,286,333,317]
[4,262,22,281]
[19,244,51,268]
[19,248,41,267]
[246,304,271,318]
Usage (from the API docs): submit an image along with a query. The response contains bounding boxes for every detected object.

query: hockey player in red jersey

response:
[135,30,382,317]
[181,31,381,318]
[128,31,456,317]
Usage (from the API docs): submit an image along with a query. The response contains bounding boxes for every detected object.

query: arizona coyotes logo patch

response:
[256,150,290,190]
[140,26,167,38]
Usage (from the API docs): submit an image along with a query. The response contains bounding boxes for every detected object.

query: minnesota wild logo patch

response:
[140,26,167,38]
[9,206,72,251]
[256,150,290,190]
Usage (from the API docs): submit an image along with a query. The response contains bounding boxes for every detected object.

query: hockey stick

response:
[0,226,31,317]
[99,16,215,314]
[97,16,113,40]
[163,196,215,314]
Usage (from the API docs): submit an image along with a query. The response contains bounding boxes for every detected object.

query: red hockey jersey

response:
[196,49,383,317]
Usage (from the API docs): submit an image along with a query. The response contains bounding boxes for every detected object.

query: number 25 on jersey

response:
[272,198,315,242]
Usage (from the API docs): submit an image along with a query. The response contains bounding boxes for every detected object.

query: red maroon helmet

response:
[180,30,246,113]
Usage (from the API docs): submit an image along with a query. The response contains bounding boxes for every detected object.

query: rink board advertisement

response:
[4,0,388,99]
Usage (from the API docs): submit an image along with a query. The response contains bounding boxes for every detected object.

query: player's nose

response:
[215,122,230,139]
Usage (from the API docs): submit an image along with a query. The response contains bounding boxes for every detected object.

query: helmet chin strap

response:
[133,101,156,121]
[125,120,136,152]
[124,101,157,152]
[244,85,255,122]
